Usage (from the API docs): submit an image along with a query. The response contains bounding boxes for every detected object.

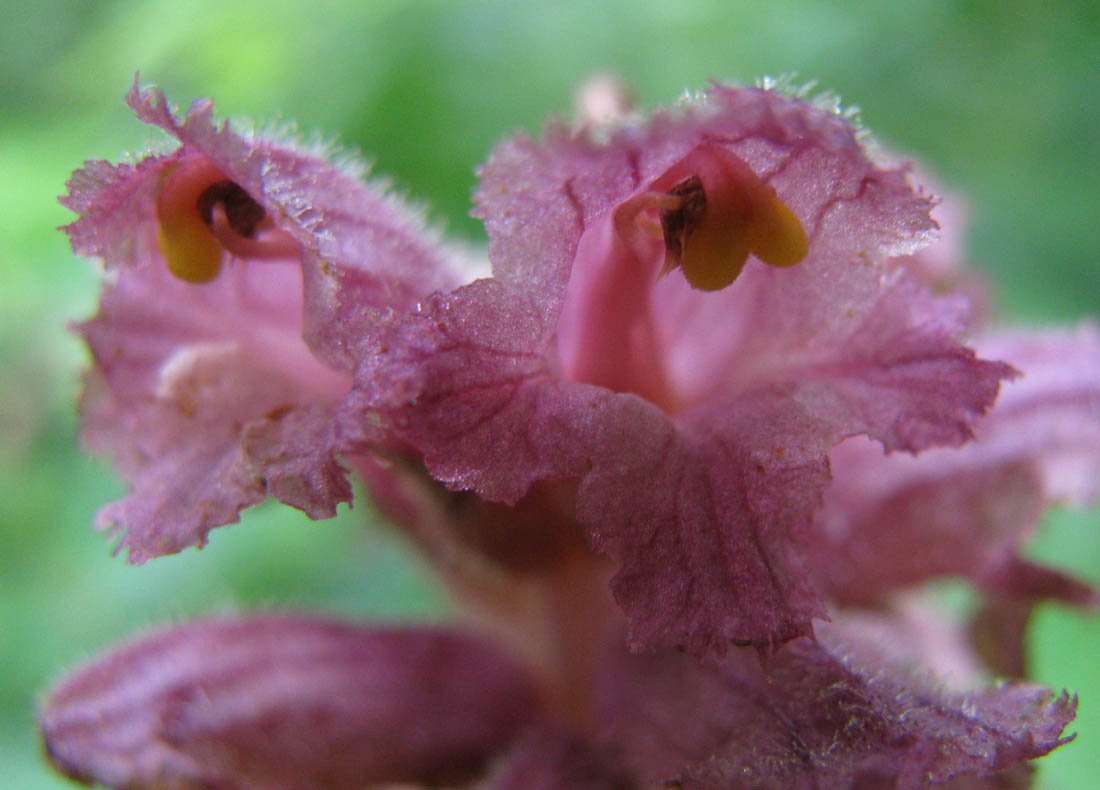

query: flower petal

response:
[811,325,1100,607]
[595,624,1075,789]
[351,84,1012,653]
[76,258,351,562]
[476,84,948,406]
[40,615,541,790]
[121,81,467,369]
[64,82,470,560]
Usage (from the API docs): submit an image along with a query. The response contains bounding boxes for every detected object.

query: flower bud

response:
[40,616,541,789]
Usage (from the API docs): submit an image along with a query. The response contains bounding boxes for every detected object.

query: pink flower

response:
[40,610,1076,789]
[41,78,1099,789]
[345,82,1014,654]
[64,79,468,561]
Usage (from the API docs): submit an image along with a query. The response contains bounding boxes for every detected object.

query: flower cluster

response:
[40,77,1100,789]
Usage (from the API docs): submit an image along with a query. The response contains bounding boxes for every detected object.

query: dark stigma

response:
[196,180,266,238]
[659,175,706,266]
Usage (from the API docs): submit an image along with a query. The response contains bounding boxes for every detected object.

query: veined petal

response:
[120,80,469,369]
[63,81,470,560]
[811,325,1100,607]
[351,83,1012,653]
[892,170,992,320]
[39,615,541,790]
[76,249,351,562]
[594,617,1075,789]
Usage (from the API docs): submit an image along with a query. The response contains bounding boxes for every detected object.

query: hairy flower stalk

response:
[40,77,1099,789]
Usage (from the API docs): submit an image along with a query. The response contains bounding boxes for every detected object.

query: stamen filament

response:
[207,205,300,261]
[155,158,299,283]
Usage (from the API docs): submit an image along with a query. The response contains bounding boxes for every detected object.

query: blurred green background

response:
[2,0,1097,787]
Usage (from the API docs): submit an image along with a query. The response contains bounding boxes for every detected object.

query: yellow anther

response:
[154,159,228,283]
[746,192,808,270]
[652,144,808,291]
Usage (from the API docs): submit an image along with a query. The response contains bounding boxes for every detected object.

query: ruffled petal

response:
[474,83,1001,418]
[351,84,1013,653]
[594,619,1075,789]
[811,325,1100,607]
[39,615,541,790]
[891,171,992,321]
[121,80,466,369]
[64,81,468,560]
[76,254,351,562]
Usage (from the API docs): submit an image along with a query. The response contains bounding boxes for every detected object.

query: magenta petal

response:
[597,629,1074,789]
[583,396,833,655]
[975,326,1100,506]
[351,278,1009,654]
[62,150,180,265]
[812,325,1100,606]
[63,81,478,560]
[77,260,351,563]
[347,280,823,651]
[40,615,541,790]
[590,328,1011,655]
[350,82,1013,653]
[239,401,351,518]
